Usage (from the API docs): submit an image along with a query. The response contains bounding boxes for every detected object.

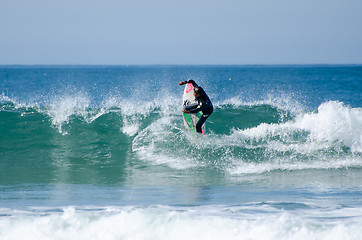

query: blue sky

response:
[1,0,361,65]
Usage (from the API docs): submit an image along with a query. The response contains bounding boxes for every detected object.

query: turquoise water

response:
[1,65,362,239]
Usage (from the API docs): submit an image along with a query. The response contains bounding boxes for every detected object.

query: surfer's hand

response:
[182,109,190,113]
[178,81,186,85]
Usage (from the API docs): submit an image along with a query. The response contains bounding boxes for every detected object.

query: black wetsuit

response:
[184,80,213,133]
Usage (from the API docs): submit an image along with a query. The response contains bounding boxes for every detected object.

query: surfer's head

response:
[194,87,206,99]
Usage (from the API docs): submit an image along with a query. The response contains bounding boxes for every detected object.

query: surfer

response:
[178,79,213,133]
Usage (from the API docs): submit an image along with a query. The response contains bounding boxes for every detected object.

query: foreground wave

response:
[0,204,361,240]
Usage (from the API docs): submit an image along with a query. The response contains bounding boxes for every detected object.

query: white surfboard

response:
[182,83,205,134]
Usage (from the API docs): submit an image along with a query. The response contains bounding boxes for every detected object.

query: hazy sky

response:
[1,0,361,65]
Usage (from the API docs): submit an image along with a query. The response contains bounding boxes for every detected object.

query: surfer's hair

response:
[194,87,207,99]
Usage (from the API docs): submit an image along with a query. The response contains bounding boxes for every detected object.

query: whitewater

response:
[1,65,362,239]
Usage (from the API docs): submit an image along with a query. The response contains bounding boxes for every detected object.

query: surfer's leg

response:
[196,115,208,133]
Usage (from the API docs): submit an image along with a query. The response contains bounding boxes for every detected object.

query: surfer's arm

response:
[178,79,198,87]
[186,79,198,87]
[184,102,202,113]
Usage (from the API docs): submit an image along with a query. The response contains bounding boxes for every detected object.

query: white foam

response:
[45,93,91,134]
[230,101,362,152]
[132,115,199,169]
[295,101,362,152]
[0,205,361,240]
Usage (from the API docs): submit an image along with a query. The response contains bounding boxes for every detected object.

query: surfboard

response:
[182,83,205,134]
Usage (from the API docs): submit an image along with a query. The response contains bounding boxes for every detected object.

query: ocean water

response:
[0,65,362,239]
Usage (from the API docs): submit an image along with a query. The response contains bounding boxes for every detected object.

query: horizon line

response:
[1,63,362,67]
